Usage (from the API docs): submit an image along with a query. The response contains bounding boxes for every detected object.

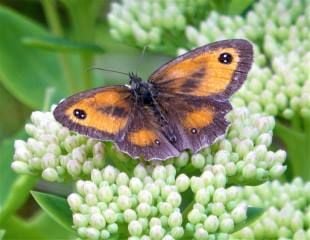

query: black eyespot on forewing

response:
[218,53,233,64]
[73,109,87,119]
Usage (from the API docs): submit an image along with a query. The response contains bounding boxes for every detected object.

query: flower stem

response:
[0,175,38,225]
[41,0,77,94]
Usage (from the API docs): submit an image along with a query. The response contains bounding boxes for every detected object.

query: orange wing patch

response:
[151,47,239,97]
[65,89,130,134]
[183,107,215,129]
[128,128,158,147]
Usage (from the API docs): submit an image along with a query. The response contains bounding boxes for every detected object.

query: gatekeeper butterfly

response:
[54,39,253,160]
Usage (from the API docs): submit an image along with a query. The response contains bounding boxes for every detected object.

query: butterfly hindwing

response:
[156,95,232,153]
[149,39,253,98]
[116,104,179,160]
[53,86,133,141]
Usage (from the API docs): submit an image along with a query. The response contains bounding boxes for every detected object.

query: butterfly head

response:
[129,72,143,90]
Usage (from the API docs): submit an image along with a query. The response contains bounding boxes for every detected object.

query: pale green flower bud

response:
[191,177,204,193]
[194,227,208,239]
[188,209,201,224]
[150,225,165,240]
[129,177,143,194]
[103,209,117,224]
[134,164,148,179]
[152,165,167,180]
[191,153,205,168]
[137,203,152,217]
[195,188,210,205]
[168,211,182,227]
[89,213,106,229]
[166,192,181,208]
[220,218,234,233]
[204,215,219,233]
[97,180,112,198]
[42,167,59,181]
[85,227,100,240]
[11,161,31,175]
[73,213,89,227]
[175,174,190,192]
[128,220,143,237]
[117,195,132,211]
[175,152,189,167]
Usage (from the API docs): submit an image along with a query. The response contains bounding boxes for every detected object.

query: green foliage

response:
[31,191,73,233]
[0,6,66,109]
[22,36,104,53]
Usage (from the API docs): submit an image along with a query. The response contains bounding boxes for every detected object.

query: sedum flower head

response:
[69,164,184,239]
[69,164,249,239]
[107,0,214,53]
[11,106,105,182]
[233,178,310,239]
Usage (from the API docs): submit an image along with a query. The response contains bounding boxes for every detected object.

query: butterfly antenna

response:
[87,67,129,76]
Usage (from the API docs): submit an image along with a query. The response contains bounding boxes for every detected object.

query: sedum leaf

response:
[0,6,66,109]
[22,35,104,53]
[31,191,73,233]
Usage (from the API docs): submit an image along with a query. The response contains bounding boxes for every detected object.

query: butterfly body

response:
[54,39,253,161]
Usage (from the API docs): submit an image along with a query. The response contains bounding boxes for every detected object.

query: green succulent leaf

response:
[0,6,66,109]
[22,36,104,53]
[31,191,73,233]
[233,207,265,233]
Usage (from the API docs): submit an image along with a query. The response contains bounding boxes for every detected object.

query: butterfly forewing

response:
[149,39,253,99]
[53,86,134,141]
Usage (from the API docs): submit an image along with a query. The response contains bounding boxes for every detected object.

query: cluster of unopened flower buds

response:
[108,0,187,49]
[11,106,105,182]
[233,178,310,239]
[68,163,251,239]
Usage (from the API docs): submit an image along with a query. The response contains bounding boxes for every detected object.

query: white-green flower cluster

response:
[186,166,247,239]
[11,106,105,182]
[68,164,186,239]
[233,178,310,239]
[174,107,286,185]
[69,164,256,240]
[107,0,212,50]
